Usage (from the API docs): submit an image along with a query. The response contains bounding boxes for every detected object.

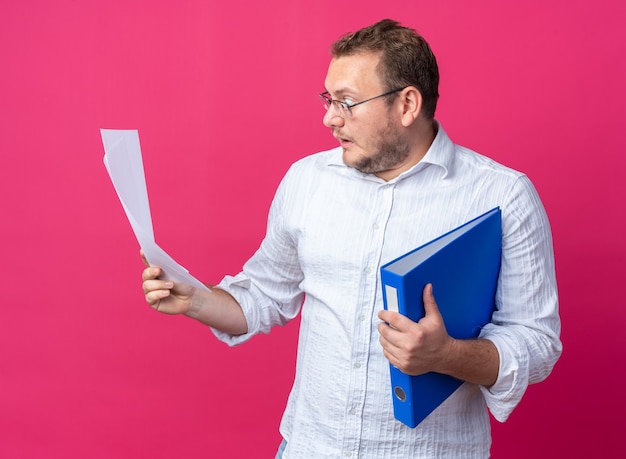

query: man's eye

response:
[343,98,355,106]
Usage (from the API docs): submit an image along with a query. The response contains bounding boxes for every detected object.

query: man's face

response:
[322,53,410,178]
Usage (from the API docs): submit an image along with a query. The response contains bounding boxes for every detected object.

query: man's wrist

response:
[437,338,499,387]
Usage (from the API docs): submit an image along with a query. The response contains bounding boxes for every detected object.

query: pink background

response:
[1,1,624,457]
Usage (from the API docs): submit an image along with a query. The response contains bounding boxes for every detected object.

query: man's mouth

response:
[340,139,353,148]
[334,132,354,148]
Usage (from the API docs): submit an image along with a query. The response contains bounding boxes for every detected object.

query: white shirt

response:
[213,124,562,458]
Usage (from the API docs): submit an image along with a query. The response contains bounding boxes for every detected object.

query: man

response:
[142,19,561,458]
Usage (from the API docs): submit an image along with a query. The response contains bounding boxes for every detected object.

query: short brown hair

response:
[331,19,440,119]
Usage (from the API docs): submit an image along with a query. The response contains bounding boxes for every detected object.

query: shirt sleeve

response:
[478,175,562,422]
[211,166,305,346]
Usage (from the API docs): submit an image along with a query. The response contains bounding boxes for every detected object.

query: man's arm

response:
[142,264,248,336]
[377,283,499,387]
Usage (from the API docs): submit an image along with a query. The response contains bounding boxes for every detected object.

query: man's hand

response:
[141,250,196,315]
[378,283,456,376]
[378,283,499,386]
[139,250,249,335]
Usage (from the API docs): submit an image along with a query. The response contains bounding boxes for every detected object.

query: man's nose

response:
[322,105,345,128]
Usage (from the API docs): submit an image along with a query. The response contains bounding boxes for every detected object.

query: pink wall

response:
[1,1,624,457]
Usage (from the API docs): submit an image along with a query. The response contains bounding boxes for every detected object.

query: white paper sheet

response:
[101,129,209,291]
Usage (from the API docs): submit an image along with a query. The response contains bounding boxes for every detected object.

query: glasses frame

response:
[319,87,405,118]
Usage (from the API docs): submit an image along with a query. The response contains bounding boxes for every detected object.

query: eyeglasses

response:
[319,87,405,118]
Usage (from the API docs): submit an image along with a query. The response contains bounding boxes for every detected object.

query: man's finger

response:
[142,266,163,281]
[378,309,414,333]
[422,283,441,318]
[140,249,150,268]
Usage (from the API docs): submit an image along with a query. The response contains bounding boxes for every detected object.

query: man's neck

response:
[375,119,437,182]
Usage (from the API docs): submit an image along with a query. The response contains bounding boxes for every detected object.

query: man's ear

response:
[399,86,422,127]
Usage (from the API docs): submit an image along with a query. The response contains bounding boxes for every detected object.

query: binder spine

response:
[381,277,417,428]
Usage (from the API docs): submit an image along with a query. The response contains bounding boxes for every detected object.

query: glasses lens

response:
[319,93,349,118]
[339,102,351,118]
[320,93,331,110]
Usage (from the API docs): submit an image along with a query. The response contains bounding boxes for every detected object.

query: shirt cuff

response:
[209,273,258,346]
[478,323,530,422]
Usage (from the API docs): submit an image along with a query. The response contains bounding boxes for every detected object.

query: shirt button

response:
[364,267,372,275]
[349,408,356,415]
[359,314,366,321]
[354,362,362,369]
[345,453,353,457]
[373,222,380,230]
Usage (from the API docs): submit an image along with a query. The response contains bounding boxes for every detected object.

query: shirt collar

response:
[411,120,454,180]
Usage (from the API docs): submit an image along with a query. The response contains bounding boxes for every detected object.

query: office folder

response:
[380,207,502,428]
